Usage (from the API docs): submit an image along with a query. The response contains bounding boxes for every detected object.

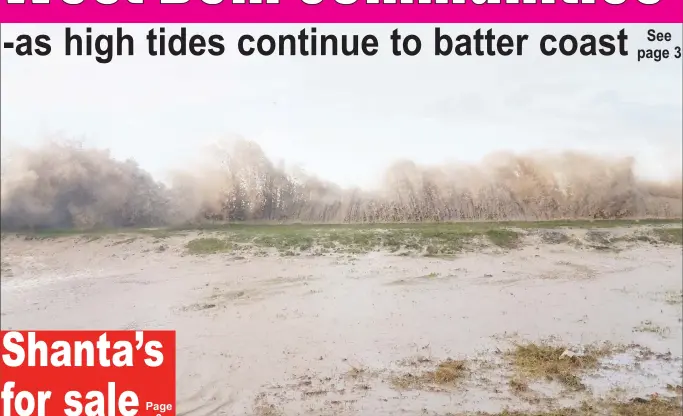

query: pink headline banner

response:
[1,0,682,23]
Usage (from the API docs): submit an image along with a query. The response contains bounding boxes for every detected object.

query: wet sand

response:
[1,226,682,415]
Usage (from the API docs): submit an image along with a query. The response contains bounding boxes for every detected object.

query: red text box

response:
[1,330,175,416]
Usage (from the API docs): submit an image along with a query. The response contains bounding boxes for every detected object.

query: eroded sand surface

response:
[1,227,682,415]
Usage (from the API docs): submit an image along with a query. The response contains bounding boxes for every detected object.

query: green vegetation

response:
[4,220,681,256]
[184,225,519,255]
[185,238,234,254]
[5,218,678,238]
[653,228,683,245]
[486,229,521,248]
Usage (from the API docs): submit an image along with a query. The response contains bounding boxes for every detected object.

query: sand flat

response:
[1,226,681,415]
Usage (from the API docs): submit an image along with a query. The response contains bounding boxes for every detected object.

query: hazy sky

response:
[1,24,681,188]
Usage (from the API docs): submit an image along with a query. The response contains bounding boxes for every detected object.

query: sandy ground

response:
[1,227,682,415]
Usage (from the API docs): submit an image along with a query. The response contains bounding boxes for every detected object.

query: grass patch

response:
[253,396,283,416]
[0,261,12,277]
[584,230,615,250]
[609,396,683,416]
[508,378,529,393]
[155,218,680,233]
[653,228,683,245]
[664,290,682,305]
[486,229,521,248]
[391,359,468,390]
[585,230,612,244]
[666,384,683,394]
[6,221,682,256]
[633,321,670,338]
[471,396,682,415]
[418,272,441,279]
[185,238,234,254]
[140,229,180,239]
[192,225,482,255]
[472,407,589,416]
[540,230,571,244]
[111,237,138,246]
[507,342,616,391]
[7,219,679,240]
[345,366,370,380]
[621,233,658,244]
